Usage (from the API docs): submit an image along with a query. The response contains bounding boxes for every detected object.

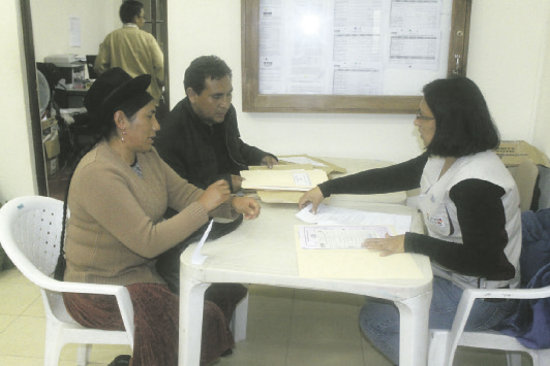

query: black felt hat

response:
[84,67,151,124]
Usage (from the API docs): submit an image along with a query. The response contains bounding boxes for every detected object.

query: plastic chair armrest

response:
[443,285,550,365]
[40,275,135,344]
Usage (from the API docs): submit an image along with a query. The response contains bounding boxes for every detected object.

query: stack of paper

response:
[295,203,412,234]
[277,154,347,175]
[298,225,391,249]
[293,204,420,280]
[241,168,328,192]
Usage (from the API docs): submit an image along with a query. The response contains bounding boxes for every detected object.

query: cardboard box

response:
[496,140,550,168]
[43,130,60,159]
[41,116,57,134]
[46,156,58,176]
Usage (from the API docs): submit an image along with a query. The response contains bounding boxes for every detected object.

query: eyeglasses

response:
[415,110,435,121]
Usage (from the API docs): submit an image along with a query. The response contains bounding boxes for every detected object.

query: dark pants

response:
[155,215,248,364]
[64,283,242,366]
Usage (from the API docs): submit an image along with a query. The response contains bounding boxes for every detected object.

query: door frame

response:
[20,0,169,197]
[20,0,48,196]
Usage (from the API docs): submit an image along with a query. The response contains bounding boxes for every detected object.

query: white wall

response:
[30,0,119,62]
[0,0,37,202]
[168,0,550,164]
[467,0,550,144]
[532,10,550,158]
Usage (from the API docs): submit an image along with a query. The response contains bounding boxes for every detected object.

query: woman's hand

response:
[298,186,324,213]
[362,234,405,257]
[232,197,261,219]
[261,155,278,168]
[198,180,231,211]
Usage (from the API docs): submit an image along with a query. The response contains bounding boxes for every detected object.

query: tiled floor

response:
[0,267,529,366]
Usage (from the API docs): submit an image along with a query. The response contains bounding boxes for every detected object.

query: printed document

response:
[298,225,390,249]
[191,219,213,265]
[296,203,411,234]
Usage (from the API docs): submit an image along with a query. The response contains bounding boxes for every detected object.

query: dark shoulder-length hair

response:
[423,77,500,157]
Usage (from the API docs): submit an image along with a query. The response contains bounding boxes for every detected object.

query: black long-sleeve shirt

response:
[319,153,515,280]
[155,98,274,191]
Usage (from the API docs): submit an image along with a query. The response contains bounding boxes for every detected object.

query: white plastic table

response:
[179,201,433,366]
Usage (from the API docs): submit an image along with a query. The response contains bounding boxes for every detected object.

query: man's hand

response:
[230,174,244,192]
[298,186,324,213]
[198,180,231,211]
[232,197,261,219]
[362,234,405,257]
[261,155,278,168]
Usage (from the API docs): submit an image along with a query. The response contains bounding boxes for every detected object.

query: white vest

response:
[418,151,521,289]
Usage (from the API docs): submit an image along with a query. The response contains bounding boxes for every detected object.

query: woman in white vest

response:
[299,77,521,365]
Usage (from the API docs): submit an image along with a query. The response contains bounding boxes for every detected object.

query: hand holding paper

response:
[297,187,325,213]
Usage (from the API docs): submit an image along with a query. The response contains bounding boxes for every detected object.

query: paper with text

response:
[294,227,424,280]
[296,203,411,234]
[191,219,213,265]
[241,169,328,191]
[299,225,390,249]
[279,156,328,167]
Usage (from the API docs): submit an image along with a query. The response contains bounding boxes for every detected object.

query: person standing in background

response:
[95,0,164,103]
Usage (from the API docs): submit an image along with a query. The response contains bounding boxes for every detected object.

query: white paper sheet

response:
[296,203,411,234]
[258,0,451,95]
[298,225,390,249]
[191,219,214,265]
[241,169,328,191]
[69,16,81,48]
[279,156,328,167]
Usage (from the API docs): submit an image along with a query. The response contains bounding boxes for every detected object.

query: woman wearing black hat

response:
[57,68,260,366]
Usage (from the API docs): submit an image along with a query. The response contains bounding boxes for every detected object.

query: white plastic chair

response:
[427,283,550,366]
[427,159,550,365]
[231,293,248,342]
[0,196,134,366]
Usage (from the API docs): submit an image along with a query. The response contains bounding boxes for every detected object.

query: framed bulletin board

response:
[241,0,472,113]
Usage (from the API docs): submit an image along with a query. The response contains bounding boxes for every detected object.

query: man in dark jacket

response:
[155,55,277,193]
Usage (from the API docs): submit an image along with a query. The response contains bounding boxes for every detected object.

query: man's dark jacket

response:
[154,97,273,190]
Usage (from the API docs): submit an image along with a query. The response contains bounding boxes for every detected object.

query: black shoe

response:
[221,348,233,357]
[108,354,131,366]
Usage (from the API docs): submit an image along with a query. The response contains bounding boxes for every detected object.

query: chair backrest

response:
[0,196,64,279]
[86,55,98,79]
[0,195,136,360]
[509,159,539,212]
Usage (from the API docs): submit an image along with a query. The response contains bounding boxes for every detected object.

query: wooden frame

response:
[241,0,472,113]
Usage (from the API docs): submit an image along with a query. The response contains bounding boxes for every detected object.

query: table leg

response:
[395,290,433,366]
[179,279,210,366]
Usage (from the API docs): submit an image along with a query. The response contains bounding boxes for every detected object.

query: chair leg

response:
[530,349,550,366]
[231,293,249,342]
[76,344,91,366]
[505,351,523,366]
[427,330,448,366]
[43,322,64,366]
